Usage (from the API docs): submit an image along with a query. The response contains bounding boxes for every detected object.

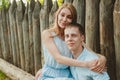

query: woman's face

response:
[57,8,72,29]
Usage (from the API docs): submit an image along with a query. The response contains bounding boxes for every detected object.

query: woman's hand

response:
[90,55,107,73]
[86,59,98,69]
[35,69,42,80]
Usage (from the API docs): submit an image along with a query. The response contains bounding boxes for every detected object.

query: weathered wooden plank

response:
[73,0,85,28]
[113,0,120,80]
[1,8,10,61]
[28,0,35,75]
[16,0,25,69]
[9,0,17,65]
[40,0,49,31]
[0,11,3,58]
[64,0,73,3]
[22,4,30,73]
[100,0,116,80]
[6,5,13,63]
[0,58,34,80]
[49,1,58,26]
[85,0,100,53]
[32,1,42,74]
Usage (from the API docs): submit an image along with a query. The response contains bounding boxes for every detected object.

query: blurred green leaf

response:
[0,0,10,10]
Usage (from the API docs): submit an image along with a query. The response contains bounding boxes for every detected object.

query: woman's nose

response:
[63,17,67,21]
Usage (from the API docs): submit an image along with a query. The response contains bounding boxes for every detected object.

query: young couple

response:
[35,3,110,80]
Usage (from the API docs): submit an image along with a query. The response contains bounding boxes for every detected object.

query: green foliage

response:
[57,0,63,6]
[39,0,63,6]
[39,0,44,5]
[0,0,63,10]
[0,0,10,10]
[0,71,10,80]
[27,0,31,2]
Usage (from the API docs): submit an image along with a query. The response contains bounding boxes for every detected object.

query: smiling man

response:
[64,23,110,80]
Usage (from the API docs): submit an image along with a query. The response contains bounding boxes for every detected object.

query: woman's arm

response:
[35,69,42,80]
[91,54,106,73]
[82,42,106,73]
[42,30,94,68]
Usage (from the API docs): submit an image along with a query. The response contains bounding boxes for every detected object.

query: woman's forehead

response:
[59,8,72,15]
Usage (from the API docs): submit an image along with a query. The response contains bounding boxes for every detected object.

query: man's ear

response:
[81,35,85,42]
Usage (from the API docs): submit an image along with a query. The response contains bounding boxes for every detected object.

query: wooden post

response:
[73,0,85,28]
[9,0,17,65]
[40,0,51,31]
[85,0,100,52]
[113,0,120,80]
[1,8,10,61]
[16,0,25,69]
[64,0,73,3]
[22,4,30,73]
[0,10,3,58]
[0,58,34,80]
[100,0,116,80]
[6,4,12,63]
[28,0,35,75]
[49,1,58,26]
[32,1,42,74]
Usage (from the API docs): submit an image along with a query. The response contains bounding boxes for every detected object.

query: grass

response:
[0,71,11,80]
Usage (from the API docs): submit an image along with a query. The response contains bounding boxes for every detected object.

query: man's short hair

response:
[65,23,85,35]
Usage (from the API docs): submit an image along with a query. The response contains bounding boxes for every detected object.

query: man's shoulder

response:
[84,48,98,60]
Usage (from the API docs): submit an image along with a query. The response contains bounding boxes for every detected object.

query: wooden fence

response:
[0,0,120,80]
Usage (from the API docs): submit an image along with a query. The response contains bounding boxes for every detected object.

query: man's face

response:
[65,27,84,51]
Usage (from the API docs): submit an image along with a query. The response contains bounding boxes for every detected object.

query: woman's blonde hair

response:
[50,3,77,38]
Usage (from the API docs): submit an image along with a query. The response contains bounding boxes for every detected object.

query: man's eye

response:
[72,34,77,37]
[65,35,69,38]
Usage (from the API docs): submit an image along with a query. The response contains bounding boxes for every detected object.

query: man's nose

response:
[68,36,72,41]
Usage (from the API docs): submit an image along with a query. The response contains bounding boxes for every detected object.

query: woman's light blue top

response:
[38,32,74,80]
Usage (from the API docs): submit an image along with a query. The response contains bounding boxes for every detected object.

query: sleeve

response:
[90,71,110,80]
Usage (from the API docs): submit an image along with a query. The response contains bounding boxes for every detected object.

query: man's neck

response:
[71,46,83,59]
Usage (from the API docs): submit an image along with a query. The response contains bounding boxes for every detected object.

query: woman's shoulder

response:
[42,29,51,36]
[42,29,56,37]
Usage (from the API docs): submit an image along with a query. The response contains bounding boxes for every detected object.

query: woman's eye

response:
[61,14,65,17]
[67,16,72,19]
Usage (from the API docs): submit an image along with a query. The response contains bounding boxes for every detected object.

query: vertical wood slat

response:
[9,0,17,65]
[1,8,10,61]
[49,1,58,26]
[73,0,85,28]
[100,0,116,80]
[22,4,30,73]
[40,0,52,31]
[64,0,73,3]
[6,5,12,63]
[16,0,25,69]
[0,10,3,58]
[85,0,100,53]
[114,0,120,80]
[28,0,35,75]
[32,1,42,74]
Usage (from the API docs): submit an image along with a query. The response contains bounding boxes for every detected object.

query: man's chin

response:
[68,47,74,51]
